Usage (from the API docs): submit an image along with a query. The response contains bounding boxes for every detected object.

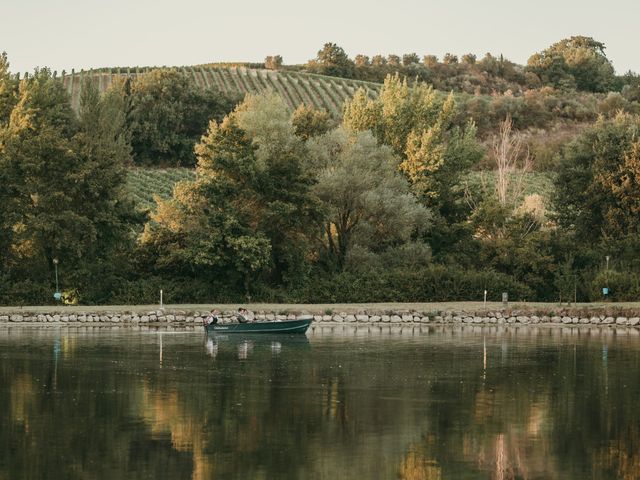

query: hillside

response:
[60,66,381,115]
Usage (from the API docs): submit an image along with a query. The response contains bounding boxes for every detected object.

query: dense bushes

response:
[295,267,533,304]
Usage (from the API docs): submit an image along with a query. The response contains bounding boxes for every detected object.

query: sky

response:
[2,0,638,75]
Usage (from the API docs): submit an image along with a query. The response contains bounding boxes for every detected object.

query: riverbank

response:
[1,302,639,326]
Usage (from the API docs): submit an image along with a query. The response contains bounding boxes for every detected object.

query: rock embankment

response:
[1,308,639,327]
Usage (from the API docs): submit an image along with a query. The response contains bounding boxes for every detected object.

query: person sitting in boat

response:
[205,309,220,325]
[237,307,255,323]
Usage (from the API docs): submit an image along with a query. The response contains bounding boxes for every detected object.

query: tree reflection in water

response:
[1,325,640,479]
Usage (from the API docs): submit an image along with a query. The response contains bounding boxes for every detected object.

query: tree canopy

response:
[553,113,640,239]
[127,69,240,167]
[0,68,135,303]
[527,36,615,92]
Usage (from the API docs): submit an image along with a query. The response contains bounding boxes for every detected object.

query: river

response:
[1,324,638,479]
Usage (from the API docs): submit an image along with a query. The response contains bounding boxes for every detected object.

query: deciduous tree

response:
[306,127,430,268]
[553,113,640,239]
[527,36,615,92]
[142,93,321,294]
[127,69,239,167]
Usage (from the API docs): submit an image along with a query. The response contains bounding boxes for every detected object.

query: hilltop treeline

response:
[0,48,639,305]
[300,37,639,95]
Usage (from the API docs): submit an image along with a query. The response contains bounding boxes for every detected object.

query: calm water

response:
[1,324,639,480]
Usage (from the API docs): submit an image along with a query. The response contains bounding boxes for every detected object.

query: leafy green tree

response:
[553,113,640,239]
[402,53,420,66]
[526,53,576,90]
[307,43,355,78]
[0,69,135,303]
[527,36,615,92]
[306,127,430,268]
[554,255,576,303]
[0,53,20,284]
[291,104,332,140]
[142,93,321,295]
[620,72,640,102]
[127,69,239,167]
[71,79,139,301]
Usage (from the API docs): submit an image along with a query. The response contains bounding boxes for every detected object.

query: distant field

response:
[126,168,556,211]
[127,168,195,210]
[60,66,381,116]
[464,171,556,204]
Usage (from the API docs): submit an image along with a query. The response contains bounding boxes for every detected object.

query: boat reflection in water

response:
[205,333,310,360]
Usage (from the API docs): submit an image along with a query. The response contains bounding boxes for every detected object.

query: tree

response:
[265,55,283,70]
[142,93,322,294]
[291,104,332,141]
[527,36,615,92]
[371,55,387,67]
[306,127,430,268]
[423,55,438,68]
[553,113,640,239]
[354,54,370,67]
[387,55,401,67]
[0,52,18,124]
[0,69,135,303]
[343,74,482,217]
[71,79,139,301]
[402,53,420,66]
[442,53,459,65]
[461,54,477,65]
[127,69,239,167]
[306,43,355,78]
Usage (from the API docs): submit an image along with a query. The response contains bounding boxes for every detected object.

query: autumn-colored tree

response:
[343,74,481,217]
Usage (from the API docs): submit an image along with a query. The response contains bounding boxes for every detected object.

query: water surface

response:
[1,324,639,479]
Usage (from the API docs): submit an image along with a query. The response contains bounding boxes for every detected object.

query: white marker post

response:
[160,289,163,310]
[483,289,487,307]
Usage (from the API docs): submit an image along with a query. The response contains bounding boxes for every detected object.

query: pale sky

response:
[2,0,638,75]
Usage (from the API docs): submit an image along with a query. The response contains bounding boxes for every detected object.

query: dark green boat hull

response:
[205,317,312,334]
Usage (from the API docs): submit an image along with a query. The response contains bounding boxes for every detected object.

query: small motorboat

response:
[205,316,312,334]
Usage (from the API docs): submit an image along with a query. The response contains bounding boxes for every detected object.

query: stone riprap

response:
[1,309,639,327]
